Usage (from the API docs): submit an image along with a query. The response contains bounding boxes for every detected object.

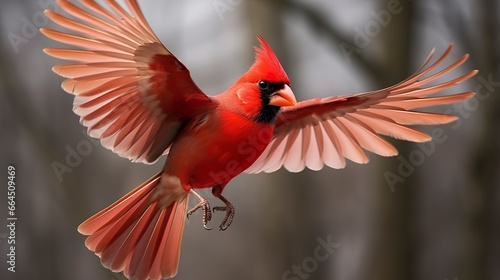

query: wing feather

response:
[283,129,304,172]
[305,122,324,171]
[320,121,345,169]
[331,118,368,164]
[43,0,213,164]
[246,45,477,173]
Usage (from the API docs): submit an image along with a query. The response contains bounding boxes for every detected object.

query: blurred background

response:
[1,0,499,279]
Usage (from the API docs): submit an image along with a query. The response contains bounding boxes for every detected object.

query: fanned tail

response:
[78,172,189,280]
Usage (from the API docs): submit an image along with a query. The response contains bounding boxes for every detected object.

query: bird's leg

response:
[187,189,212,230]
[212,186,235,231]
[212,196,234,231]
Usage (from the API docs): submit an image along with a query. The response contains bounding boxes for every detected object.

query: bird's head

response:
[232,37,297,123]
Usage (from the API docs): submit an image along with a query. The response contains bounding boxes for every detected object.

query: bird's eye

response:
[258,80,269,90]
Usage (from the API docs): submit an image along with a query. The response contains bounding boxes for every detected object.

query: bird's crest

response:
[240,37,290,84]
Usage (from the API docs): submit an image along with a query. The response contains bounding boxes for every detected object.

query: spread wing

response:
[42,0,213,164]
[246,45,477,173]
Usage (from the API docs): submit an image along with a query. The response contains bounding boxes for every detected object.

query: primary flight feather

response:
[42,0,477,279]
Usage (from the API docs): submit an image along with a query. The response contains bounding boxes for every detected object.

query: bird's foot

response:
[187,189,212,230]
[212,196,235,231]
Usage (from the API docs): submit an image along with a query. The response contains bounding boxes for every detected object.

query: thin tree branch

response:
[279,0,387,85]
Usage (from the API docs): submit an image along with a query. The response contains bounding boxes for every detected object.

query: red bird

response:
[42,0,477,279]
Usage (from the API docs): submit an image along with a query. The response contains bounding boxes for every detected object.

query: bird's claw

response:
[188,190,213,230]
[213,202,235,231]
[188,189,235,231]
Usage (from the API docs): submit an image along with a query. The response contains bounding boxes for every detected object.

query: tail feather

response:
[78,174,160,234]
[82,178,156,253]
[95,193,155,254]
[78,172,189,280]
[104,202,158,271]
[130,205,169,279]
[161,202,189,276]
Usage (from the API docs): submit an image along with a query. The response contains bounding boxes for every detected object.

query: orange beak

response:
[269,85,297,107]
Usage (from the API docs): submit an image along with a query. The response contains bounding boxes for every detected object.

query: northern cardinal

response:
[42,0,477,279]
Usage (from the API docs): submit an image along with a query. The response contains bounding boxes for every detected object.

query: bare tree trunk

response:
[467,0,500,279]
[372,1,417,280]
